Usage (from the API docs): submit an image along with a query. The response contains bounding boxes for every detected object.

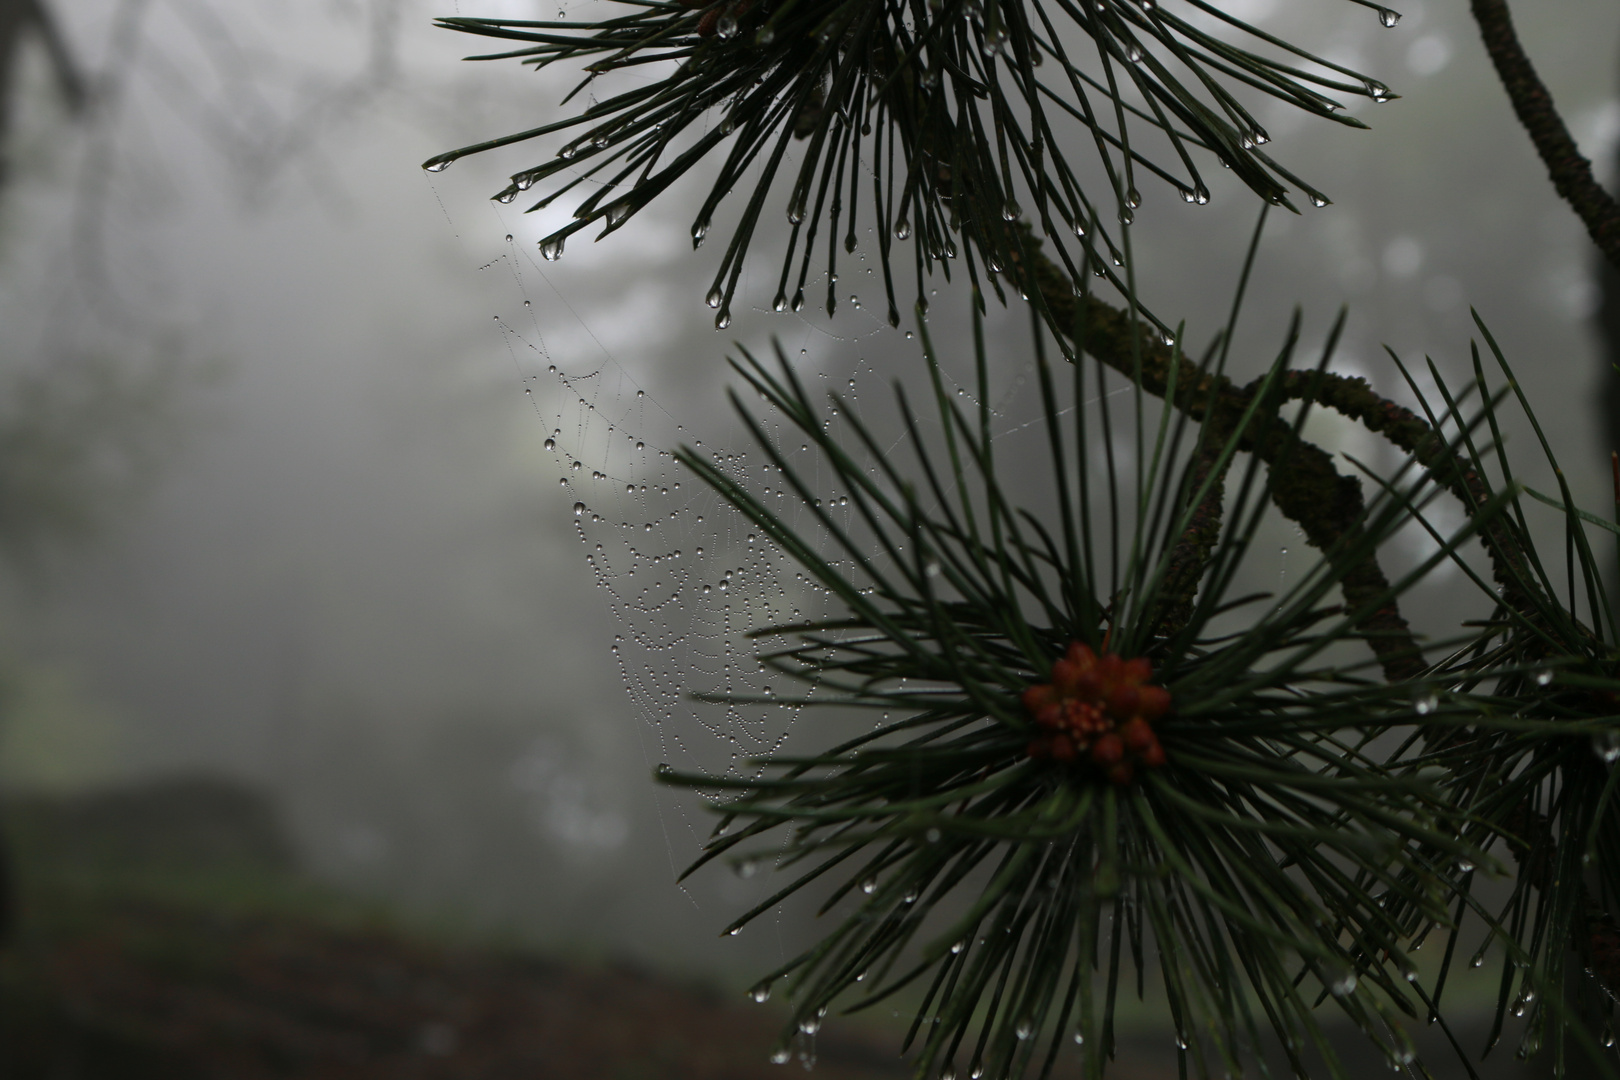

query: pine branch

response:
[1004,228,1428,681]
[1469,0,1620,271]
[1273,368,1541,614]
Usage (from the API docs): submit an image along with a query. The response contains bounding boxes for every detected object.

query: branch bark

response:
[1004,231,1429,681]
[1470,0,1620,271]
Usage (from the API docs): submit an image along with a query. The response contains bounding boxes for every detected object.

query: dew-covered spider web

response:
[428,171,1519,1075]
[447,208,1115,887]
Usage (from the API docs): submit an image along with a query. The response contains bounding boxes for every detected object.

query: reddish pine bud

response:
[1107,762,1135,786]
[1137,686,1171,720]
[1119,717,1155,754]
[698,7,722,35]
[1090,732,1124,767]
[1123,657,1152,683]
[1108,685,1140,718]
[1022,685,1056,712]
[1140,736,1166,768]
[1050,734,1078,763]
[1051,659,1081,695]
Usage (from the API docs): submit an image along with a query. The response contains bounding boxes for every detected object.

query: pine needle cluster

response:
[419,1,1620,1075]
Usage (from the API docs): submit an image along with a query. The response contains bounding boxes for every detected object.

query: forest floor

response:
[0,776,997,1080]
[0,777,1536,1079]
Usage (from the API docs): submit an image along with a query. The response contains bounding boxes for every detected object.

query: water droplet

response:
[895,218,912,239]
[717,12,739,37]
[494,187,518,204]
[1015,1020,1034,1040]
[770,1048,791,1065]
[1592,728,1620,763]
[573,502,586,516]
[1001,200,1021,221]
[751,982,772,1003]
[1366,80,1394,103]
[791,289,805,312]
[860,876,877,894]
[1329,969,1357,997]
[1072,1032,1084,1045]
[706,287,723,308]
[1535,669,1553,686]
[424,158,452,172]
[1377,7,1401,27]
[773,292,787,312]
[788,201,805,224]
[515,174,535,191]
[1125,43,1143,62]
[950,939,965,954]
[1414,692,1438,715]
[736,857,758,878]
[755,25,775,44]
[606,201,633,227]
[545,438,556,451]
[1310,193,1329,207]
[540,235,566,261]
[798,1012,822,1034]
[716,308,732,329]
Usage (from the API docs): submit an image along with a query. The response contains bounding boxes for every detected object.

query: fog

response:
[0,0,1616,990]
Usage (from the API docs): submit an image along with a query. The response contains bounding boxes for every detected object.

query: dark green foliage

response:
[659,295,1521,1078]
[1372,322,1620,1073]
[426,0,1392,326]
[420,2,1620,1075]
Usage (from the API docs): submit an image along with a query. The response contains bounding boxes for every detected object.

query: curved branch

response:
[1005,232,1428,681]
[1470,0,1620,271]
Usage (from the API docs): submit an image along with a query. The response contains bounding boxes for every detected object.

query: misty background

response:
[0,0,1617,993]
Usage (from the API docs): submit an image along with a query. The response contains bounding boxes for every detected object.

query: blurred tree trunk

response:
[1603,140,1620,482]
[0,0,85,180]
[0,0,83,948]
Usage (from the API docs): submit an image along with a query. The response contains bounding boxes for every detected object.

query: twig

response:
[1470,0,1620,271]
[1006,230,1428,681]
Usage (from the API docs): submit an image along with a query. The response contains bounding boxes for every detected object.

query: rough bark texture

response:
[1470,0,1620,273]
[1002,232,1428,680]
